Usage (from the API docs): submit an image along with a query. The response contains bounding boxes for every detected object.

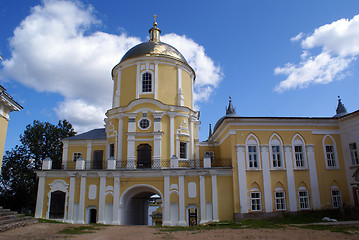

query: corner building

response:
[35,21,359,225]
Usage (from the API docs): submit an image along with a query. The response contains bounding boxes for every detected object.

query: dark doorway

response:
[93,150,103,169]
[137,144,151,168]
[90,209,97,223]
[49,191,65,219]
[188,208,198,226]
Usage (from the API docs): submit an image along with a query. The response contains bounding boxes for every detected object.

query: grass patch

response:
[38,218,65,224]
[273,210,351,225]
[300,225,359,234]
[59,225,101,235]
[240,219,283,229]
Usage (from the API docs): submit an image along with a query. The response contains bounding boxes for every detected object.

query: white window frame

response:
[274,189,286,211]
[250,189,262,211]
[179,141,188,160]
[138,117,151,130]
[73,152,82,162]
[109,143,115,159]
[245,135,261,170]
[331,187,342,209]
[323,135,339,169]
[349,143,359,166]
[298,187,310,210]
[269,135,284,169]
[140,71,153,94]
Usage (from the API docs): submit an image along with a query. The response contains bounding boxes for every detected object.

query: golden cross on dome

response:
[154,14,157,22]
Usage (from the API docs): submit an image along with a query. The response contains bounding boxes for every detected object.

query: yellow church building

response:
[0,85,23,172]
[35,20,359,225]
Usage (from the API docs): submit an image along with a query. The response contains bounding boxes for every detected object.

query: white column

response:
[62,141,69,169]
[154,62,158,99]
[199,174,207,224]
[169,112,175,157]
[114,68,121,108]
[86,141,92,170]
[98,173,106,224]
[117,116,123,164]
[236,145,248,213]
[163,175,170,226]
[77,173,87,224]
[284,145,297,212]
[307,145,321,209]
[67,173,76,223]
[35,172,46,218]
[127,135,135,168]
[136,63,140,98]
[189,117,194,160]
[178,174,186,226]
[153,134,162,168]
[195,120,201,168]
[211,174,219,222]
[261,145,272,212]
[177,67,184,106]
[112,174,120,225]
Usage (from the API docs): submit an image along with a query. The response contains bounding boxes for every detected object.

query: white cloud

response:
[290,32,304,42]
[275,14,359,92]
[1,0,222,132]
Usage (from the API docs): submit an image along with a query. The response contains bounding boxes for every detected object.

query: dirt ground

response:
[0,223,358,240]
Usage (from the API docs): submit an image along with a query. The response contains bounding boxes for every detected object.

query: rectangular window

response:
[250,192,262,211]
[275,191,286,210]
[331,190,342,208]
[294,145,305,167]
[248,145,258,168]
[142,72,152,93]
[350,143,359,165]
[326,145,336,167]
[109,143,115,159]
[272,146,282,168]
[180,142,187,159]
[73,152,82,162]
[298,190,310,210]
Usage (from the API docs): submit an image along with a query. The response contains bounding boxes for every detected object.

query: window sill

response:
[293,168,308,171]
[246,168,262,171]
[325,167,340,170]
[270,168,286,171]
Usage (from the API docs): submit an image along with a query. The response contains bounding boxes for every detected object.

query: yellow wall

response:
[0,116,9,172]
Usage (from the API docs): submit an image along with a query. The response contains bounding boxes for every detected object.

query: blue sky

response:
[1,0,359,152]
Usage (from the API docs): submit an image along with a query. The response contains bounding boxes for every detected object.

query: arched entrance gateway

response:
[120,185,163,225]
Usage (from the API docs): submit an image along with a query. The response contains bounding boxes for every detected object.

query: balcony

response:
[42,157,232,171]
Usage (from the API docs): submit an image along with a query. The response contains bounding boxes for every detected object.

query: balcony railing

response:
[41,158,232,171]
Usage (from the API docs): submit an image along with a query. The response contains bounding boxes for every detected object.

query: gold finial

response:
[153,14,158,27]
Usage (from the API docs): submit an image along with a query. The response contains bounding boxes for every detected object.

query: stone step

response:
[0,206,37,232]
[0,218,37,232]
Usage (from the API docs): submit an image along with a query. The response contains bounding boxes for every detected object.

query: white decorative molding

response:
[88,185,97,200]
[188,182,197,199]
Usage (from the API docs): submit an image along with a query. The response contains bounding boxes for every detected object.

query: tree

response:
[0,120,76,212]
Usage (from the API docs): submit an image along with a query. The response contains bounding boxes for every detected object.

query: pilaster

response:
[236,145,248,213]
[77,172,87,224]
[261,145,272,212]
[35,172,46,218]
[98,173,107,224]
[284,145,297,212]
[307,145,321,209]
[66,172,76,223]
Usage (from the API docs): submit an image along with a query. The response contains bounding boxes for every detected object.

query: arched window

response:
[331,186,342,208]
[269,134,284,169]
[323,135,339,169]
[274,187,286,211]
[245,134,261,169]
[141,72,152,93]
[292,134,307,169]
[298,186,310,210]
[250,188,262,211]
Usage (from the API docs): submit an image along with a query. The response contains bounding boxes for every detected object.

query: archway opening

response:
[49,191,65,219]
[122,186,162,225]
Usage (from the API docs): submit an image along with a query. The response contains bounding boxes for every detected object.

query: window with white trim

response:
[349,143,359,166]
[331,189,342,208]
[325,145,336,167]
[272,145,282,168]
[141,72,152,93]
[250,191,262,211]
[248,145,258,168]
[275,191,286,210]
[73,152,82,162]
[294,145,305,168]
[298,189,310,210]
[109,143,115,159]
[180,142,187,159]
